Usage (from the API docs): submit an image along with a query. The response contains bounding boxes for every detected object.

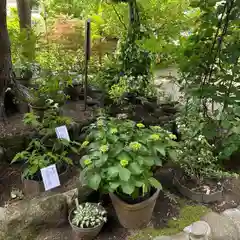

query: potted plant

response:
[11,138,80,197]
[80,117,178,229]
[69,199,107,239]
[29,75,67,120]
[172,115,234,203]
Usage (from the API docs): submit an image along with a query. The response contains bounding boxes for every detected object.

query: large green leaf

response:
[143,157,155,167]
[95,153,108,167]
[117,151,132,161]
[129,162,142,175]
[109,182,120,190]
[88,173,101,190]
[118,166,131,181]
[154,145,166,156]
[107,166,119,178]
[148,177,162,190]
[121,183,135,195]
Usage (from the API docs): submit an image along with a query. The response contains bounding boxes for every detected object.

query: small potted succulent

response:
[69,199,107,239]
[80,117,178,229]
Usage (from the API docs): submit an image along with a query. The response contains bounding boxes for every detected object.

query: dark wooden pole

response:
[84,19,91,110]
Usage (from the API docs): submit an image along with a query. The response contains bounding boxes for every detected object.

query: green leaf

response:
[154,145,166,156]
[107,166,119,178]
[116,151,132,161]
[121,183,135,195]
[154,158,162,166]
[143,157,154,167]
[129,162,142,175]
[109,182,120,190]
[135,180,144,187]
[88,173,101,190]
[118,166,131,181]
[168,150,178,161]
[148,177,162,190]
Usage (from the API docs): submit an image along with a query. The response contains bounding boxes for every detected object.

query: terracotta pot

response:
[68,204,105,240]
[173,171,223,203]
[110,188,160,229]
[23,166,69,198]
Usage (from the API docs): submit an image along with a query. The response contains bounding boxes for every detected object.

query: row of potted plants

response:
[11,107,234,238]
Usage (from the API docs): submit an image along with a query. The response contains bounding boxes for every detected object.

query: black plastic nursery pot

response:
[22,165,69,197]
[110,187,161,229]
[68,204,106,240]
[173,171,223,203]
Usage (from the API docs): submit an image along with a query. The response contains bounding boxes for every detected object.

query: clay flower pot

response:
[68,203,105,240]
[110,188,160,229]
[173,171,223,203]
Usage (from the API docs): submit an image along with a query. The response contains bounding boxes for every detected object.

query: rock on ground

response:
[0,192,70,240]
[201,212,238,240]
[222,208,240,237]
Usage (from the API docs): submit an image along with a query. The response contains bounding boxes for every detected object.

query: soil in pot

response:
[178,175,222,195]
[110,188,160,229]
[174,172,223,203]
[68,205,105,240]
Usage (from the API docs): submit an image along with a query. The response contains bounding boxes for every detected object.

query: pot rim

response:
[174,171,224,193]
[110,187,161,210]
[68,203,106,231]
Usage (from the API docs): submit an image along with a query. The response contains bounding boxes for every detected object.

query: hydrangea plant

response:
[80,117,178,198]
[72,199,107,229]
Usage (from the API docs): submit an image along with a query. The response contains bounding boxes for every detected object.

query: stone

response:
[2,193,68,239]
[222,208,240,236]
[201,212,238,240]
[171,232,189,240]
[154,237,171,240]
[36,226,72,240]
[184,221,211,240]
[62,188,78,209]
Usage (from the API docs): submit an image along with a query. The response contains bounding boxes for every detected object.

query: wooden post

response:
[84,19,91,111]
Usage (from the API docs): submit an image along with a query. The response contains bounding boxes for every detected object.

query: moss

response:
[128,204,211,240]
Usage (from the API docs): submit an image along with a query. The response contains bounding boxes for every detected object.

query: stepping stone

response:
[201,212,238,240]
[154,237,171,240]
[171,232,189,240]
[222,208,240,237]
[184,221,211,239]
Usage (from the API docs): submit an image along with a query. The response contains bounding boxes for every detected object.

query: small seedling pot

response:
[110,188,160,229]
[68,204,105,240]
[173,171,223,203]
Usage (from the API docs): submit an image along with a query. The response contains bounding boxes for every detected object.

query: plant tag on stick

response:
[41,164,60,191]
[55,125,70,141]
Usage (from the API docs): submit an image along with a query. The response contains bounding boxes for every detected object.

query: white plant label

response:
[41,164,60,191]
[55,125,70,141]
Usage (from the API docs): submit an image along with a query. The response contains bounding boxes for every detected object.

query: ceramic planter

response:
[68,204,105,240]
[110,188,160,229]
[173,171,223,203]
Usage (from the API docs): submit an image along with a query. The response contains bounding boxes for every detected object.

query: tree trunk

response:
[16,0,31,29]
[0,0,13,121]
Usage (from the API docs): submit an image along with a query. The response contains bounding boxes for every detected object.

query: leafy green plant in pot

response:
[68,198,107,239]
[11,138,75,197]
[80,117,178,228]
[172,115,235,202]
